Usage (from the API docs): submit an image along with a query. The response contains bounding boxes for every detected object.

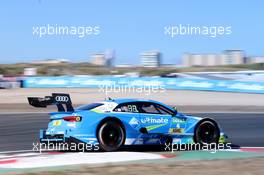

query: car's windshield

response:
[76,103,103,110]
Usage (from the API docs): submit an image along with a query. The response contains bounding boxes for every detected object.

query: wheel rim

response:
[197,121,218,144]
[100,122,124,150]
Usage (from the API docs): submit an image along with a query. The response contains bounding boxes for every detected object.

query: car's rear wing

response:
[28,93,74,112]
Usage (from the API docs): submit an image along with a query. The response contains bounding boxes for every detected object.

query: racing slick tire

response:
[194,119,220,145]
[97,120,125,151]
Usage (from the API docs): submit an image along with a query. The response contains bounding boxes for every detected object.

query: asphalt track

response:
[0,112,264,152]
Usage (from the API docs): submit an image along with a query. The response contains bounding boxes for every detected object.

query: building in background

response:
[24,68,37,76]
[248,56,264,64]
[90,53,106,66]
[140,51,161,67]
[104,49,115,67]
[182,50,245,67]
[115,64,133,68]
[90,50,115,67]
[223,50,245,65]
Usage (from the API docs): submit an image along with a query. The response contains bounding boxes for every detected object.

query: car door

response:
[138,102,171,134]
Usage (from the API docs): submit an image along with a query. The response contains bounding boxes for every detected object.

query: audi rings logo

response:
[55,96,69,102]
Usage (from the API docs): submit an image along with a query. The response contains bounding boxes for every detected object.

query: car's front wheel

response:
[194,119,220,144]
[97,120,125,151]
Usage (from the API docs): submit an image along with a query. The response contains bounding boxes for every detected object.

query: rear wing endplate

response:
[28,93,74,112]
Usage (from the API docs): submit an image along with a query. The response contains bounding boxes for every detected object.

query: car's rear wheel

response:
[194,119,220,144]
[97,120,125,151]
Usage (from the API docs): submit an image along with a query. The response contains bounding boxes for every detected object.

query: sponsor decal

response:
[129,117,140,128]
[219,135,226,143]
[91,109,104,113]
[135,138,144,144]
[53,120,62,126]
[146,124,166,131]
[172,117,187,123]
[141,117,168,124]
[92,102,118,113]
[145,138,160,144]
[169,128,184,133]
[55,96,69,102]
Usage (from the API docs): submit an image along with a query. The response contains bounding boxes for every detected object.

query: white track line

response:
[0,150,33,154]
[0,153,41,159]
[0,152,164,169]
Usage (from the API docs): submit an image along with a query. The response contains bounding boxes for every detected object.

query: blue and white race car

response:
[28,93,227,151]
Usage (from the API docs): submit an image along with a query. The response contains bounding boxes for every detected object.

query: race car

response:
[28,93,227,151]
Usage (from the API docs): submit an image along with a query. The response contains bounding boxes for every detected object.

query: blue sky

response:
[0,0,263,64]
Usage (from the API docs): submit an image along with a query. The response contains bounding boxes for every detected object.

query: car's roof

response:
[76,98,175,113]
[104,98,172,108]
[105,98,157,104]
